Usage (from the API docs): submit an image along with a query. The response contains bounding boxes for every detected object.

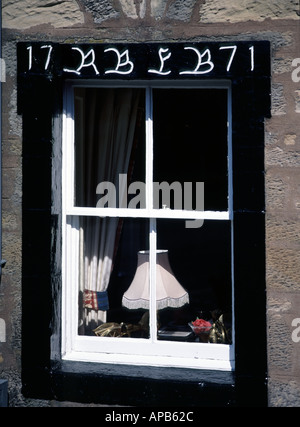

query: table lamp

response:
[122,250,189,310]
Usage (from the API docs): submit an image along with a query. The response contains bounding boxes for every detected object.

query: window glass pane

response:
[74,88,145,208]
[77,217,150,338]
[156,219,232,344]
[153,89,228,211]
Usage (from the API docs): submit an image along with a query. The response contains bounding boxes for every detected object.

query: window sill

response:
[49,360,235,406]
[62,348,234,372]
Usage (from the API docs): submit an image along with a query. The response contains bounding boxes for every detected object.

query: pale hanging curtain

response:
[75,88,142,333]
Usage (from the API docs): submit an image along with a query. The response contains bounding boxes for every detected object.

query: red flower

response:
[192,318,211,333]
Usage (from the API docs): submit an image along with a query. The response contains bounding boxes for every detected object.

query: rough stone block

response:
[199,0,299,23]
[2,0,84,29]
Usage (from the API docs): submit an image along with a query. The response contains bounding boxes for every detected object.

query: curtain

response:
[75,88,142,333]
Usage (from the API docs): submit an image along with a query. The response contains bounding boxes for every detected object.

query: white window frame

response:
[61,79,235,371]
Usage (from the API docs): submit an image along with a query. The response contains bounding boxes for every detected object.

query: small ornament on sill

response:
[208,313,232,344]
[83,289,109,311]
[190,318,212,334]
[189,318,212,343]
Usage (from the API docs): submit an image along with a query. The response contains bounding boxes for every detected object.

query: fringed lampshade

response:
[122,250,189,310]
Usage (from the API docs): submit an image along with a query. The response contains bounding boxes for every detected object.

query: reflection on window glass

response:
[78,217,150,338]
[153,89,228,211]
[74,88,145,208]
[77,216,232,344]
[156,219,232,344]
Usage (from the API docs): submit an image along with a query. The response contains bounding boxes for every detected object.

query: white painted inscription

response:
[27,46,32,70]
[148,47,172,75]
[180,47,214,75]
[219,46,237,72]
[41,45,53,70]
[104,48,134,75]
[63,47,100,75]
[25,44,256,76]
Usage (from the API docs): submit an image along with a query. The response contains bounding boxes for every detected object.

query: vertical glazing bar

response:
[145,86,153,211]
[149,218,157,341]
[146,87,157,340]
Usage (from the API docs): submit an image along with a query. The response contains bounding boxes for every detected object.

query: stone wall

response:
[0,0,299,406]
